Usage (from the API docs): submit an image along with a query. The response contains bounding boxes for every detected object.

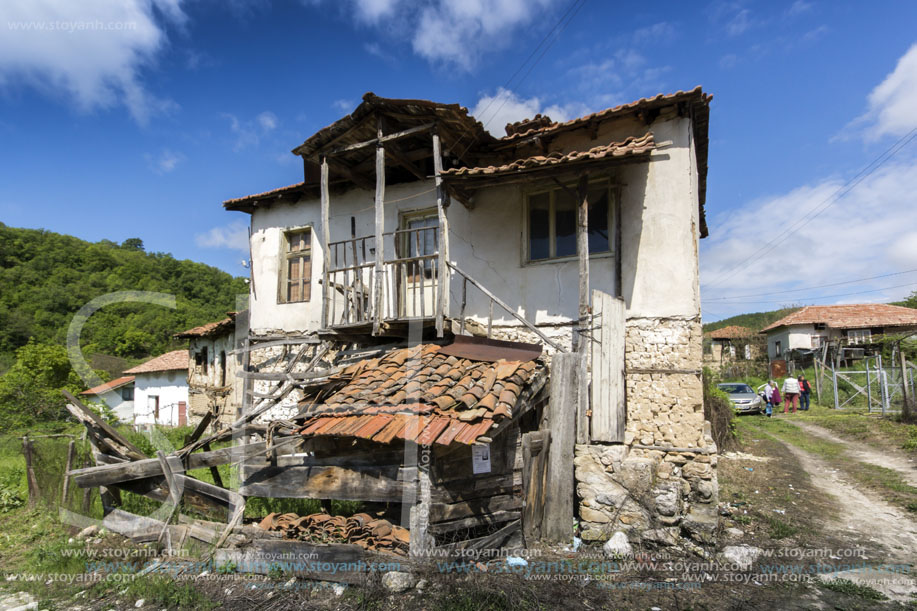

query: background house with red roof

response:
[124,350,190,428]
[80,375,135,423]
[704,325,758,364]
[760,304,917,360]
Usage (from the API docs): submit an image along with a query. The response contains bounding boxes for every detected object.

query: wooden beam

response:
[521,430,549,543]
[542,352,581,544]
[239,462,415,502]
[373,116,385,336]
[61,390,146,460]
[384,143,427,180]
[432,129,448,338]
[326,158,374,191]
[70,438,300,489]
[575,174,590,353]
[324,122,435,156]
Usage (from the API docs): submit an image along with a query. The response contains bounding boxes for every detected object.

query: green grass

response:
[740,416,917,515]
[738,417,846,459]
[764,516,799,540]
[819,578,888,601]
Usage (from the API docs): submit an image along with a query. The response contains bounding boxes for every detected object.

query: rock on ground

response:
[721,545,763,570]
[382,571,417,593]
[602,531,632,557]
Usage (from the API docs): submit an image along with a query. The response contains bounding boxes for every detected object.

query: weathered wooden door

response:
[590,290,625,442]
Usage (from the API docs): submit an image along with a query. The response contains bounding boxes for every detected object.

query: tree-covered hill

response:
[0,223,248,372]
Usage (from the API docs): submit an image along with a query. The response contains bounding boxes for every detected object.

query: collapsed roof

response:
[294,344,546,447]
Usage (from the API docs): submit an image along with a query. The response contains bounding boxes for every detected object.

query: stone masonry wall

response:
[575,317,719,548]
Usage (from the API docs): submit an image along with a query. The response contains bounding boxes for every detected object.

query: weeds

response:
[819,578,888,601]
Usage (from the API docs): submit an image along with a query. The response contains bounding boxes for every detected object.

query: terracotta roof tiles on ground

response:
[295,344,545,446]
[761,304,917,333]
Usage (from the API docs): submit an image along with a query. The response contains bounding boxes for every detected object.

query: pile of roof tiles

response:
[258,512,410,556]
[296,344,542,446]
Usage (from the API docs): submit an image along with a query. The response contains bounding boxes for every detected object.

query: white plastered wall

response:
[246,112,701,333]
[133,370,189,427]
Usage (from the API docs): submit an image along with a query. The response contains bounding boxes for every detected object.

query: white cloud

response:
[632,22,675,46]
[307,0,562,71]
[256,111,278,131]
[700,159,917,318]
[195,221,249,252]
[719,54,738,69]
[470,87,589,136]
[786,0,813,17]
[857,43,917,140]
[0,0,184,124]
[332,98,355,112]
[145,148,184,174]
[222,110,279,152]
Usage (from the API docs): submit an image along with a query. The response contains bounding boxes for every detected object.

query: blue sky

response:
[1,0,916,322]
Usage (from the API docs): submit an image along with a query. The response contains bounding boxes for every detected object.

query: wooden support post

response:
[61,439,76,506]
[575,174,590,353]
[320,158,331,329]
[542,352,582,543]
[22,436,39,507]
[239,337,252,420]
[373,118,385,336]
[900,343,912,420]
[432,129,448,337]
[409,465,434,558]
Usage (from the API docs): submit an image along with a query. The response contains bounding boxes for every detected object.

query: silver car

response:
[717,383,763,414]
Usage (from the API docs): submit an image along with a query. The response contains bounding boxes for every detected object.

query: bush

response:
[703,367,737,452]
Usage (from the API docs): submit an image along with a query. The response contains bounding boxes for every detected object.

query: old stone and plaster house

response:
[704,325,758,365]
[176,314,243,427]
[218,87,717,549]
[761,304,917,360]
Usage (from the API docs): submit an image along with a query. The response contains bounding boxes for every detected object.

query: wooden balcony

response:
[321,224,447,334]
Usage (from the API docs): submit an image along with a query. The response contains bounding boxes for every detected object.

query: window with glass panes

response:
[282,229,312,303]
[526,181,612,262]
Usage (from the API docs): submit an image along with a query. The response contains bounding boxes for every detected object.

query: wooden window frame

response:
[522,178,615,265]
[279,226,313,304]
[847,329,871,345]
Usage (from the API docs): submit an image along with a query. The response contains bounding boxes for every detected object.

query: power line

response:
[703,267,917,301]
[702,280,917,305]
[704,126,917,290]
[452,0,588,160]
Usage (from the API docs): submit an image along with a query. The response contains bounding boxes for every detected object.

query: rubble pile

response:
[257,512,410,556]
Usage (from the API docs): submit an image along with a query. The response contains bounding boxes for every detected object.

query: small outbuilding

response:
[79,376,135,423]
[124,350,190,428]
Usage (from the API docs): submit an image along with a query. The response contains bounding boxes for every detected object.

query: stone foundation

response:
[574,316,719,546]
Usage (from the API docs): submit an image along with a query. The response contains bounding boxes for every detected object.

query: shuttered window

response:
[282,229,312,303]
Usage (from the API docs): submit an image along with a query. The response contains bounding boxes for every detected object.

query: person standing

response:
[771,382,782,415]
[782,375,800,414]
[762,381,775,417]
[798,374,812,411]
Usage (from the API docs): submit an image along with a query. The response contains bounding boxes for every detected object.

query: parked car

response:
[717,382,763,414]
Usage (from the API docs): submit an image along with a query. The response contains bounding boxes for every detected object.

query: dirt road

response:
[758,418,917,602]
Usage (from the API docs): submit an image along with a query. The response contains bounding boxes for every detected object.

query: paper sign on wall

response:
[472,443,491,474]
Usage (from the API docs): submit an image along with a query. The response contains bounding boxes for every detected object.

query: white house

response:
[79,375,135,423]
[760,304,917,360]
[220,89,720,545]
[124,350,190,428]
